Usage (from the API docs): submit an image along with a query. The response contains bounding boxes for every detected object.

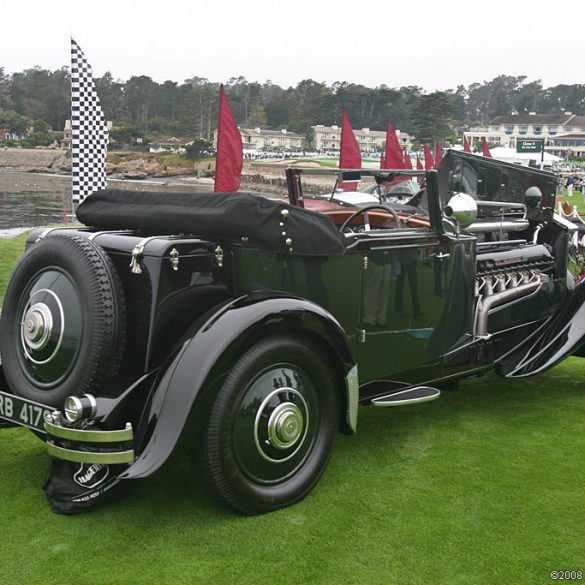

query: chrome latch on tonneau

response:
[129,235,182,274]
[170,248,180,271]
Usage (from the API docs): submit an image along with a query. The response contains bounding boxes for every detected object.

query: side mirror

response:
[444,193,478,230]
[524,186,543,208]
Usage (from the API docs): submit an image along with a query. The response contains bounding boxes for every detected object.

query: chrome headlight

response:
[64,394,97,423]
[444,192,478,229]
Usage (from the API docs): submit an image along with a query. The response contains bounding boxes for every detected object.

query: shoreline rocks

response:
[0,148,333,196]
[0,148,71,174]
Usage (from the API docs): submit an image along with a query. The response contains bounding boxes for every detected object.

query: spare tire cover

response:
[0,234,126,407]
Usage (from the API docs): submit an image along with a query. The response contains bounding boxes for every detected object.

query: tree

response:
[185,138,213,160]
[515,80,543,113]
[227,76,250,123]
[9,67,69,129]
[304,126,315,149]
[125,76,157,131]
[110,123,145,148]
[0,68,14,111]
[3,63,585,151]
[540,84,585,114]
[247,102,268,128]
[266,90,297,129]
[175,82,219,139]
[446,85,468,121]
[22,119,53,146]
[412,92,454,145]
[0,109,30,134]
[95,72,127,121]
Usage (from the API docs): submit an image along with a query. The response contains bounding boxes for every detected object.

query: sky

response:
[2,0,582,91]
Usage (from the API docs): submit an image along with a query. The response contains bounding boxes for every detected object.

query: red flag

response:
[214,84,243,193]
[339,110,361,191]
[401,149,413,183]
[380,153,386,169]
[424,145,435,170]
[435,142,443,167]
[384,121,404,169]
[483,138,492,158]
[463,135,471,153]
[340,110,361,169]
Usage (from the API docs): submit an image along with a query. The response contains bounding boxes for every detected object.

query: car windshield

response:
[385,179,420,200]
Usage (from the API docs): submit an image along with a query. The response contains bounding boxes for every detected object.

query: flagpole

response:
[214,85,225,193]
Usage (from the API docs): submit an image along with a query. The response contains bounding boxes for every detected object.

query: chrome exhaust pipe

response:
[475,275,541,337]
[466,220,529,233]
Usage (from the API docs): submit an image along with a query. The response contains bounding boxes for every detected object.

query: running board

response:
[370,386,441,407]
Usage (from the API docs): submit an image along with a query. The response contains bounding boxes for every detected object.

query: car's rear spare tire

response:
[0,234,126,407]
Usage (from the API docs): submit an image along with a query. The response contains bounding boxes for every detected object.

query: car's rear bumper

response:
[44,414,135,465]
[0,384,135,466]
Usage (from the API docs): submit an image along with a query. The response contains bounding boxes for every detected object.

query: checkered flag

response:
[71,38,108,203]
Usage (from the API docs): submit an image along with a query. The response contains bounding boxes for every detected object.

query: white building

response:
[149,137,194,154]
[312,125,412,154]
[212,127,305,152]
[465,113,585,157]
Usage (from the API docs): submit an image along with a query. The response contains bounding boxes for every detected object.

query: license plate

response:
[0,390,53,434]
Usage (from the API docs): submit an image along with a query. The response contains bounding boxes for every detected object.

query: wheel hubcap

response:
[16,270,83,387]
[268,402,304,450]
[252,386,310,464]
[22,302,53,350]
[20,290,64,364]
[233,364,319,484]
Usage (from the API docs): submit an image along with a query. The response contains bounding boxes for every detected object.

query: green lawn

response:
[0,232,27,302]
[560,189,585,215]
[311,158,339,168]
[1,236,585,584]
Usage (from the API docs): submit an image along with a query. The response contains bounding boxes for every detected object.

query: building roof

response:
[354,129,386,138]
[313,125,339,132]
[313,125,386,138]
[151,137,193,146]
[568,116,585,126]
[312,125,413,140]
[552,132,585,139]
[491,114,574,125]
[239,127,303,138]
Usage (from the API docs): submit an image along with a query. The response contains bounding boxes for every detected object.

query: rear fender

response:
[120,292,355,479]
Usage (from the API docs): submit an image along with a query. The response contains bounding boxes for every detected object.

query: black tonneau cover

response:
[77,190,346,256]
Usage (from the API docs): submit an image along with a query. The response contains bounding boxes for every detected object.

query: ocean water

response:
[0,172,71,230]
[0,172,214,235]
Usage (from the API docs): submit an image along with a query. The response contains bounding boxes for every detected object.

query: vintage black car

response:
[1,156,584,515]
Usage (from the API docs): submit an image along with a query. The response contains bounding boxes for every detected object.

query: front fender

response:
[120,292,355,479]
[497,281,585,377]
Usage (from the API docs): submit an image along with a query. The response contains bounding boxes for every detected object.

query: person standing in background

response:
[566,175,575,197]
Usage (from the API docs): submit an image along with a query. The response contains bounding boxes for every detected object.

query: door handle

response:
[433,252,450,260]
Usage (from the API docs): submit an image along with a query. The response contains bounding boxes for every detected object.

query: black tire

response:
[197,333,340,515]
[0,235,126,407]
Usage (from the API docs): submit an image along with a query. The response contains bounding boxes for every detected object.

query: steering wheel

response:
[339,204,402,233]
